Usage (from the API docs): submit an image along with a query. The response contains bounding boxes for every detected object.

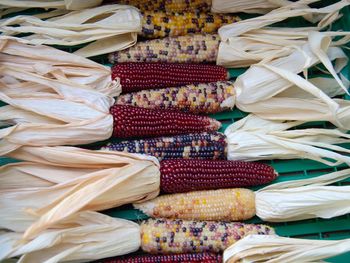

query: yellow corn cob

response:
[134,188,256,221]
[141,11,240,39]
[116,0,212,12]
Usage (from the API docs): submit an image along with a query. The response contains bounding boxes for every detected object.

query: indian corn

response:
[111,105,221,138]
[134,188,256,221]
[112,62,229,93]
[114,0,212,13]
[101,132,227,161]
[140,218,274,254]
[108,34,220,64]
[140,11,239,39]
[116,81,235,114]
[160,159,278,193]
[99,252,222,262]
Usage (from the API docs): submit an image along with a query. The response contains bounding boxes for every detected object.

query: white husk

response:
[224,234,350,263]
[0,146,160,241]
[0,4,142,57]
[256,168,350,222]
[0,211,140,263]
[0,37,120,155]
[224,114,350,166]
[0,0,102,10]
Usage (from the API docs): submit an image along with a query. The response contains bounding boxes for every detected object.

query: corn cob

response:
[160,159,278,193]
[140,11,240,39]
[135,188,256,221]
[112,63,229,93]
[116,81,235,114]
[111,105,221,138]
[101,132,227,161]
[98,252,222,263]
[141,218,274,254]
[108,34,220,64]
[114,0,212,13]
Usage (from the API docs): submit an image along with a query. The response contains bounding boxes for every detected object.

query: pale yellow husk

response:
[0,0,102,10]
[0,4,142,57]
[224,234,350,263]
[0,146,160,241]
[0,211,140,263]
[0,37,119,156]
[225,114,350,166]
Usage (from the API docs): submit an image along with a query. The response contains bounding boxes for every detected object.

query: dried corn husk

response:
[0,0,102,10]
[0,211,140,263]
[0,5,142,57]
[224,234,350,263]
[225,114,350,166]
[0,146,160,241]
[256,168,350,222]
[0,37,120,156]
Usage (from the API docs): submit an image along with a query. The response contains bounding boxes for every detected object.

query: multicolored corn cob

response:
[140,11,239,39]
[135,188,256,221]
[160,159,278,193]
[114,0,212,13]
[108,34,220,64]
[141,218,274,254]
[101,132,227,161]
[116,81,235,114]
[98,252,222,263]
[111,105,221,138]
[112,63,229,93]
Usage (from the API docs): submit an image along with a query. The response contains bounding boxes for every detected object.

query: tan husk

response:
[0,146,160,241]
[0,0,102,10]
[0,211,140,263]
[0,5,142,57]
[0,37,120,156]
[224,234,350,263]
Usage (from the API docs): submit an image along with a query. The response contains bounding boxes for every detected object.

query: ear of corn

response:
[111,105,221,138]
[114,0,212,13]
[99,252,222,263]
[116,81,235,114]
[140,11,239,39]
[112,63,229,93]
[141,218,275,254]
[134,188,256,221]
[101,132,227,161]
[160,159,278,193]
[108,34,220,64]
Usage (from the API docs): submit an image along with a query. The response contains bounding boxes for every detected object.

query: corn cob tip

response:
[209,118,222,131]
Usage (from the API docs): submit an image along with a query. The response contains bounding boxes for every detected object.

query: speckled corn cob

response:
[114,0,212,12]
[141,218,274,254]
[116,81,235,114]
[98,252,222,263]
[160,159,278,193]
[101,132,227,161]
[135,188,256,221]
[112,63,229,93]
[111,105,221,138]
[141,11,239,39]
[108,34,220,64]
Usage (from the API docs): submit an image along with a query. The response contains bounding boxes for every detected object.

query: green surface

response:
[1,2,350,262]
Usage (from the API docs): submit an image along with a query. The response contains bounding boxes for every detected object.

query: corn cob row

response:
[116,81,235,114]
[102,132,227,161]
[111,105,221,138]
[98,252,222,263]
[160,159,278,193]
[140,11,239,39]
[108,34,220,64]
[135,188,256,221]
[141,218,274,254]
[114,0,212,13]
[112,63,229,93]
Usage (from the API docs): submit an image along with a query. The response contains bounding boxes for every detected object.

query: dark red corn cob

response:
[97,252,222,263]
[102,132,227,161]
[110,105,221,138]
[111,62,229,93]
[160,159,278,193]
